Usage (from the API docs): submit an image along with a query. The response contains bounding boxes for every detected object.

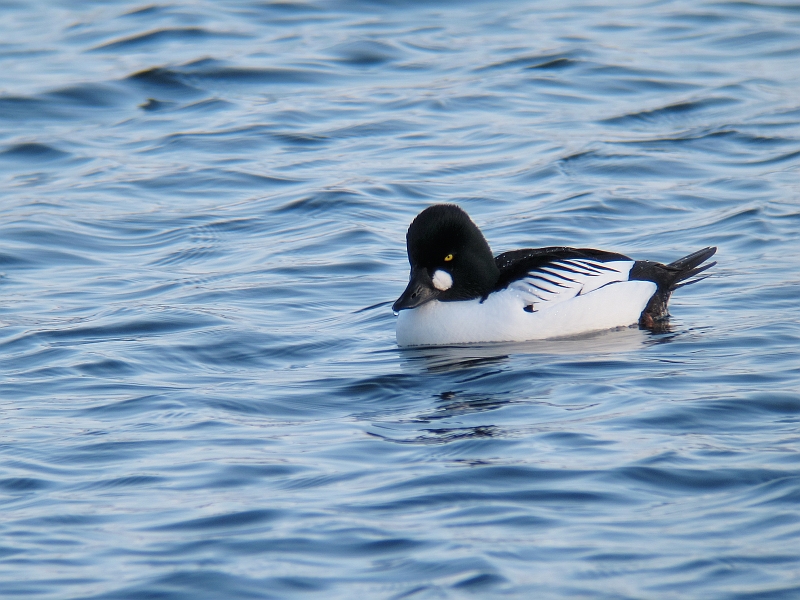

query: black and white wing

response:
[493,248,635,312]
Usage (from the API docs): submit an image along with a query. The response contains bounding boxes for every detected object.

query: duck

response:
[392,204,716,347]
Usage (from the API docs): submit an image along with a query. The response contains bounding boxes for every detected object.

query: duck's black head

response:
[393,204,500,312]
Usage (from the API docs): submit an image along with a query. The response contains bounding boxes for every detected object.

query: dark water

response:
[1,0,799,597]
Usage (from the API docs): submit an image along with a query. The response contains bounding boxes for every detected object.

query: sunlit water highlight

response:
[1,1,799,598]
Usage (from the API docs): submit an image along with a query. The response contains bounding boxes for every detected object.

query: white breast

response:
[396,279,657,347]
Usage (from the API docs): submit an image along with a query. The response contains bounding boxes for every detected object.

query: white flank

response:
[396,260,657,346]
[431,269,453,291]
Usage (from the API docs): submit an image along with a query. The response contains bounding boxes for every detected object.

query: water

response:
[1,0,799,597]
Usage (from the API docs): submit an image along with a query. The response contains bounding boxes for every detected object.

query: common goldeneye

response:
[393,204,716,347]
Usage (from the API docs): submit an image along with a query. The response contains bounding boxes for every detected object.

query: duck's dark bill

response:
[393,267,439,311]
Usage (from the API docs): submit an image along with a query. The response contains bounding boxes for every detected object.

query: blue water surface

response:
[1,0,799,598]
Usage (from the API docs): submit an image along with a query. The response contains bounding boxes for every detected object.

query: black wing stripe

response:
[558,259,604,274]
[538,267,580,284]
[546,262,596,276]
[573,259,618,273]
[526,284,558,296]
[525,274,570,289]
[526,282,560,296]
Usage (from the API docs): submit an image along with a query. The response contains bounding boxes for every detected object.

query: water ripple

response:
[0,0,798,598]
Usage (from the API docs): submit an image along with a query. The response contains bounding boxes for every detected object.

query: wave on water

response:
[0,0,799,598]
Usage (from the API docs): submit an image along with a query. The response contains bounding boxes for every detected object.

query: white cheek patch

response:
[432,269,453,291]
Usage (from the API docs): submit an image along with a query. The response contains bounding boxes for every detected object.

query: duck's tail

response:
[631,247,717,329]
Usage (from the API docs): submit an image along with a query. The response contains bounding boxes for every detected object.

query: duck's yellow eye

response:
[444,254,453,262]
